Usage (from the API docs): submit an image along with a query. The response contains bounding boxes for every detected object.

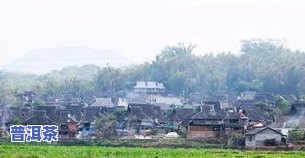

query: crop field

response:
[0,145,305,158]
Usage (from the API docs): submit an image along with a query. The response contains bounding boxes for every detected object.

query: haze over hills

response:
[0,47,133,74]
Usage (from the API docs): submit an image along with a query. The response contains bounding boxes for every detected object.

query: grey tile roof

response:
[134,81,165,89]
[127,103,164,123]
[23,110,55,125]
[55,109,78,124]
[190,105,227,120]
[241,106,273,121]
[246,127,283,136]
[35,105,58,121]
[91,97,114,107]
[165,108,197,122]
[65,104,83,120]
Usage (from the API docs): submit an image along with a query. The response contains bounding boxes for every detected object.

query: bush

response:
[289,128,304,143]
[227,132,245,147]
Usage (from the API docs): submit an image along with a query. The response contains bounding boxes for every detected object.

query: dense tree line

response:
[126,39,305,96]
[1,39,305,105]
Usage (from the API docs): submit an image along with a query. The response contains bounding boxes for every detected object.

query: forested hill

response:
[1,39,305,103]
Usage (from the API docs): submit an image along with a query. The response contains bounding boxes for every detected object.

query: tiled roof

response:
[165,108,197,122]
[55,109,78,124]
[201,101,221,112]
[81,106,115,123]
[81,106,102,123]
[35,105,58,121]
[23,110,55,125]
[91,97,114,107]
[65,104,83,120]
[191,109,225,120]
[134,81,165,89]
[128,103,164,123]
[8,107,32,122]
[246,127,283,136]
[236,99,257,107]
[242,106,272,121]
[151,95,182,105]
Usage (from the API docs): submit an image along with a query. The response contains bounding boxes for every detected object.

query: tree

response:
[94,67,124,94]
[2,39,305,103]
[12,117,22,125]
[95,115,117,139]
[275,97,292,115]
[113,108,127,122]
[159,43,196,62]
[289,127,304,143]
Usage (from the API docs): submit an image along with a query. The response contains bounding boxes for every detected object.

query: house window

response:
[230,119,238,123]
[249,136,252,141]
[265,139,276,146]
[212,127,220,131]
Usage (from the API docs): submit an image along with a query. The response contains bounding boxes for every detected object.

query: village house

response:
[205,92,234,101]
[0,107,10,137]
[117,98,129,108]
[64,103,83,121]
[79,106,115,138]
[183,104,274,140]
[165,108,197,132]
[16,91,36,103]
[59,92,75,103]
[254,92,276,102]
[81,106,100,123]
[270,102,305,132]
[236,99,258,107]
[236,92,277,108]
[200,101,222,111]
[127,103,164,135]
[35,104,58,122]
[55,109,79,139]
[79,91,96,105]
[240,106,273,127]
[91,97,116,107]
[148,95,183,111]
[8,103,79,138]
[245,127,286,147]
[133,81,166,95]
[185,107,226,139]
[281,95,298,104]
[9,106,33,124]
[187,92,204,103]
[23,110,55,125]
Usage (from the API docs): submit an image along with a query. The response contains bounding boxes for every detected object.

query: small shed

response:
[245,127,285,147]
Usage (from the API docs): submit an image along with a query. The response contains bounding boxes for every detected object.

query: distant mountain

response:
[0,47,132,74]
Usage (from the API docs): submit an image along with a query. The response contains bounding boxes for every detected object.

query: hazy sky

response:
[1,0,305,65]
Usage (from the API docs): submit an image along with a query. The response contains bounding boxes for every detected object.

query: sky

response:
[1,0,305,66]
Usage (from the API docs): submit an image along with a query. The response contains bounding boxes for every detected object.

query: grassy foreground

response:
[0,145,305,158]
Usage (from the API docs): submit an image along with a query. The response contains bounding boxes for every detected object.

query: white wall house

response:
[245,127,285,147]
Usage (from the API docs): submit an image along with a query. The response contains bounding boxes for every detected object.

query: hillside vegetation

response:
[1,39,305,105]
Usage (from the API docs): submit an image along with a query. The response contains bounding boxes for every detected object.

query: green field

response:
[0,145,305,158]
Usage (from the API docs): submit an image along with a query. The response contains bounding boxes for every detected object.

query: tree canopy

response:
[1,39,305,104]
